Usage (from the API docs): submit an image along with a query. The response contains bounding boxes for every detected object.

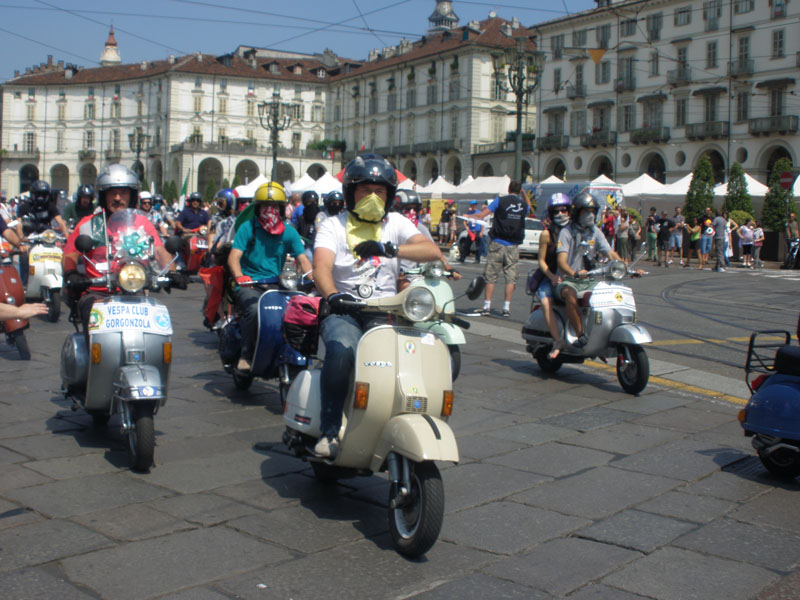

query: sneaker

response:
[501,309,511,318]
[313,435,339,458]
[572,333,589,349]
[679,260,685,266]
[478,308,491,316]
[667,259,673,265]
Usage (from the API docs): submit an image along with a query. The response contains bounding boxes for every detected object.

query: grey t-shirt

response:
[712,216,727,239]
[556,223,611,276]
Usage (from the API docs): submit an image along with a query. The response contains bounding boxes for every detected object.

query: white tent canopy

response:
[234,174,268,199]
[419,176,458,195]
[591,174,617,186]
[307,172,342,196]
[622,174,665,198]
[289,173,316,194]
[714,173,769,197]
[452,175,510,195]
[792,173,800,197]
[540,175,564,184]
[659,174,694,196]
[397,178,415,190]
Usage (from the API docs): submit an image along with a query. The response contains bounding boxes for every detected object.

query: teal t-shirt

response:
[232,220,305,280]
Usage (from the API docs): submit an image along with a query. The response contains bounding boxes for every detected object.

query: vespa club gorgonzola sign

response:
[88,301,173,335]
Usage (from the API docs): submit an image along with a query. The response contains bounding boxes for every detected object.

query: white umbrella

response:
[714,173,768,197]
[660,174,694,196]
[622,174,665,198]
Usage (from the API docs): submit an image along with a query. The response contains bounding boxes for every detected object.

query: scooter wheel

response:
[535,352,563,374]
[389,461,444,558]
[617,344,649,395]
[127,405,155,472]
[233,371,254,390]
[47,290,61,322]
[448,345,461,381]
[758,447,800,480]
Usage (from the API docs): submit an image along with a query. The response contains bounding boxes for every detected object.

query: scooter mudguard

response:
[742,374,800,439]
[283,369,323,437]
[413,321,466,345]
[370,414,459,472]
[609,323,652,346]
[41,273,62,291]
[113,363,168,404]
[252,290,296,377]
[280,342,310,368]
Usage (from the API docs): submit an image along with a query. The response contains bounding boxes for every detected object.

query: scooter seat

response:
[775,345,800,377]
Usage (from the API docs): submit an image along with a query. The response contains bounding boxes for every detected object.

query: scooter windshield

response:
[107,209,152,262]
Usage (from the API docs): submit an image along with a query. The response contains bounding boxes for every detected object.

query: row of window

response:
[340,110,463,149]
[332,80,462,121]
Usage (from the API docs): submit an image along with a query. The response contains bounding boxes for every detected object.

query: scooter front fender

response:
[113,364,168,405]
[413,321,465,345]
[41,274,63,293]
[609,323,652,346]
[370,414,459,472]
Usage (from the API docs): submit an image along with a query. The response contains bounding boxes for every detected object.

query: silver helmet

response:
[96,163,140,209]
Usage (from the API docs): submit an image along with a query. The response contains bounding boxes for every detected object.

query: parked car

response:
[519,218,545,257]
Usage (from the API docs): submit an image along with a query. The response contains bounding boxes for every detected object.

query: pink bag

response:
[282,295,322,356]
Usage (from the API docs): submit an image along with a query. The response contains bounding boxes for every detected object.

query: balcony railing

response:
[472,138,535,155]
[615,77,636,92]
[728,59,754,77]
[748,115,799,136]
[580,130,617,147]
[3,148,40,160]
[630,127,671,144]
[536,135,569,151]
[666,66,692,86]
[78,149,96,161]
[567,83,586,99]
[686,121,729,139]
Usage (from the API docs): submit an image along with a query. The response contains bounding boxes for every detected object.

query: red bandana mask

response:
[402,208,419,226]
[258,205,285,235]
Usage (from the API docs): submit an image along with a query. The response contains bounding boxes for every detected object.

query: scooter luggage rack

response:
[745,330,792,393]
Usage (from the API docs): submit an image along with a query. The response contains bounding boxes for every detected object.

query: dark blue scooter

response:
[218,274,312,401]
[739,313,800,479]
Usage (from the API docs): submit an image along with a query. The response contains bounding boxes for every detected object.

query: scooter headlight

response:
[609,260,627,280]
[118,263,147,293]
[279,267,298,290]
[42,229,58,245]
[403,287,435,322]
[425,260,445,280]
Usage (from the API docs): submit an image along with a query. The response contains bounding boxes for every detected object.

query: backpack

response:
[282,295,322,356]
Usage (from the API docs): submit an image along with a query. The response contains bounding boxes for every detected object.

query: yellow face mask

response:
[346,193,385,255]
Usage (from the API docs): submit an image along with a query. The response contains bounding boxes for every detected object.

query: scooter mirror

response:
[466,276,486,301]
[75,234,95,253]
[164,236,183,255]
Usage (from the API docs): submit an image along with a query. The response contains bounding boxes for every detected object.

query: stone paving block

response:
[160,587,234,600]
[604,392,693,415]
[603,546,780,600]
[613,437,747,482]
[562,422,683,455]
[409,572,547,599]
[0,445,27,465]
[442,462,550,513]
[0,567,95,599]
[483,537,641,596]
[226,494,387,554]
[152,431,250,463]
[447,407,535,436]
[457,433,527,461]
[217,539,494,600]
[149,492,259,527]
[22,452,124,480]
[757,569,800,600]
[576,509,697,552]
[0,429,112,461]
[567,584,652,600]
[441,501,589,554]
[633,405,735,433]
[213,473,330,511]
[152,414,238,441]
[0,463,51,490]
[61,526,290,600]
[72,503,194,541]
[2,472,172,518]
[635,490,735,523]
[487,441,613,477]
[0,413,85,440]
[512,466,679,519]
[0,498,42,531]
[540,406,633,432]
[683,470,774,502]
[731,487,800,535]
[674,518,800,570]
[0,519,112,573]
[194,407,278,432]
[519,390,614,416]
[485,421,574,446]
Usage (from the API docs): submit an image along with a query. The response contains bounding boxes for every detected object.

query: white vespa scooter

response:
[25,229,65,322]
[282,278,484,557]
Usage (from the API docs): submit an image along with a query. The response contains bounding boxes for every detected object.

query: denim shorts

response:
[537,277,555,299]
[700,236,713,255]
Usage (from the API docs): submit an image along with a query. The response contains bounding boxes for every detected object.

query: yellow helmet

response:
[254,182,287,204]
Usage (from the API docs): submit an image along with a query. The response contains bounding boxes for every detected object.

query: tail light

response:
[751,374,769,391]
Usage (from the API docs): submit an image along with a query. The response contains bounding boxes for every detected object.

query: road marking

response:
[649,335,784,347]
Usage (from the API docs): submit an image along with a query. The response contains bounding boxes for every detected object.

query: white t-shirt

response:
[315,212,420,299]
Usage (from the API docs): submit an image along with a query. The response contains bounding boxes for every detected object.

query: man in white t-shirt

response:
[312,154,440,458]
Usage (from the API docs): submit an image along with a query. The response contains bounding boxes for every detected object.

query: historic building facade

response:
[534,0,798,184]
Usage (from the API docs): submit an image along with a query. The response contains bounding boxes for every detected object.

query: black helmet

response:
[342,153,398,214]
[570,191,600,222]
[30,180,51,201]
[394,189,421,212]
[77,184,94,200]
[188,192,203,204]
[96,163,140,210]
[301,190,319,208]
[324,190,344,215]
[152,194,164,209]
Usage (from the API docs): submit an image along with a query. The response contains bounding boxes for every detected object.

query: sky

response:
[0,0,597,82]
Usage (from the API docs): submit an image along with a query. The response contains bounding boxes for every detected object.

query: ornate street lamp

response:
[257,90,292,181]
[128,126,150,182]
[492,37,545,182]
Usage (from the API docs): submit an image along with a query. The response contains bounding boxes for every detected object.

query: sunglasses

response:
[141,202,151,206]
[553,206,569,213]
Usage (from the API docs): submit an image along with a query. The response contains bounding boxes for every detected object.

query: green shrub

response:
[729,209,755,228]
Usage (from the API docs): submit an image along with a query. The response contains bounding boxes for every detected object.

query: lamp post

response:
[492,37,545,182]
[128,126,150,182]
[257,90,292,182]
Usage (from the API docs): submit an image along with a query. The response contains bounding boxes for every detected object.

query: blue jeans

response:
[700,235,713,255]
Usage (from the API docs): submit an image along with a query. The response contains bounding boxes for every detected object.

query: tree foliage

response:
[722,162,753,215]
[163,180,178,204]
[203,178,218,205]
[761,157,797,231]
[221,178,230,189]
[231,174,242,188]
[684,154,715,221]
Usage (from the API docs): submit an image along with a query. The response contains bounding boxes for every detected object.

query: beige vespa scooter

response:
[282,278,484,557]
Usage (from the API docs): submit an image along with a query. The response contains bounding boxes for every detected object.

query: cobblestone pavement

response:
[0,283,798,600]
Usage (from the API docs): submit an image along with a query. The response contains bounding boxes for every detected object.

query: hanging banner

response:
[588,49,607,64]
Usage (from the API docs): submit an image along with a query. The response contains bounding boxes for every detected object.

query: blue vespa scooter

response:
[739,313,800,479]
[218,263,313,401]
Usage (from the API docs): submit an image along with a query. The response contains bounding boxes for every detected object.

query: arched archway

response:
[445,156,462,185]
[50,164,69,191]
[150,160,163,193]
[306,163,326,179]
[19,164,39,193]
[235,159,259,184]
[545,158,566,180]
[478,162,494,177]
[704,149,725,184]
[640,152,666,183]
[198,157,223,195]
[590,155,614,179]
[422,158,438,184]
[79,163,97,186]
[763,146,793,177]
[402,160,417,182]
[274,161,294,183]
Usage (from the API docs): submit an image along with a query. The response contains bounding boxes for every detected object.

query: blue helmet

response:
[215,188,235,213]
[547,192,572,219]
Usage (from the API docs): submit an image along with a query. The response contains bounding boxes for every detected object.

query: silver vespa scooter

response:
[60,209,182,471]
[522,244,652,395]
